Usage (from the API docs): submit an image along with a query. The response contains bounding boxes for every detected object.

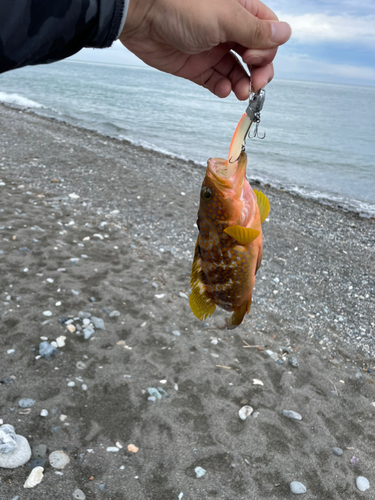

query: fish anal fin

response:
[224,225,260,245]
[254,189,270,224]
[189,242,216,321]
[226,299,251,330]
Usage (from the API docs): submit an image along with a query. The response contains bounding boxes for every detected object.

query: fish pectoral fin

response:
[254,189,270,224]
[226,300,251,330]
[224,225,260,245]
[189,242,216,321]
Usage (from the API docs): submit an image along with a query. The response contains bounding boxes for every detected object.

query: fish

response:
[189,113,270,329]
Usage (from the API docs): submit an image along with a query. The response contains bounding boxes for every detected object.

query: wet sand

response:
[0,104,374,499]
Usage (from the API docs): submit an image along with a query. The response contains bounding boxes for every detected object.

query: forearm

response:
[0,0,128,73]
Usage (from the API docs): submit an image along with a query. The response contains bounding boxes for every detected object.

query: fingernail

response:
[246,55,263,66]
[271,22,292,44]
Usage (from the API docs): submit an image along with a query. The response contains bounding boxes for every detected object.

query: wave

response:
[0,91,44,109]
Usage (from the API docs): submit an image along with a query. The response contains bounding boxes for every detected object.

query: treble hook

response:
[245,88,266,141]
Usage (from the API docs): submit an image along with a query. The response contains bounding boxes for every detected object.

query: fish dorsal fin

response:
[224,225,260,245]
[254,189,270,224]
[189,243,216,321]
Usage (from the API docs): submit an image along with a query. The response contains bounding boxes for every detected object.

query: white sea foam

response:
[0,92,44,109]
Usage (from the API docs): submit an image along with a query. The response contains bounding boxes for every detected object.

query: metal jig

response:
[245,88,266,142]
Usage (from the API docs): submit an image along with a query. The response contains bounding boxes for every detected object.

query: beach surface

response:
[0,104,374,499]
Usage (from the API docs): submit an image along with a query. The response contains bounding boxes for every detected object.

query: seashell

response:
[24,466,44,488]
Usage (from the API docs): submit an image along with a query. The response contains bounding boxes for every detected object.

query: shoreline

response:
[1,100,375,219]
[0,103,374,499]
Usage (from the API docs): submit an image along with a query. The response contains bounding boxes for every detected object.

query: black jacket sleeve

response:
[0,0,126,73]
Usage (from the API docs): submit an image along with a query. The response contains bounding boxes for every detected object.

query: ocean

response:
[0,60,374,216]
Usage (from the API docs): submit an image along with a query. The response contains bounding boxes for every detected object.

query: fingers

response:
[250,62,274,91]
[220,0,291,51]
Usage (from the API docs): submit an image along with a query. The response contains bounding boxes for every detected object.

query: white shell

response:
[24,466,44,488]
[49,450,70,469]
[253,379,264,386]
[238,405,254,420]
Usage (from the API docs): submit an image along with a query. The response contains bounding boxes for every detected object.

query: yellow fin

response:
[226,300,251,330]
[254,189,270,224]
[224,225,260,245]
[189,243,216,321]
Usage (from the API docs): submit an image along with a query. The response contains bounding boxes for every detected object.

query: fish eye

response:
[201,187,212,201]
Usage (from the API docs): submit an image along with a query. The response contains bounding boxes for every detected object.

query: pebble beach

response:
[0,103,374,499]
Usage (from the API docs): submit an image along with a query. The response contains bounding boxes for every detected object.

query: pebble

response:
[56,336,66,347]
[148,388,162,400]
[23,466,44,488]
[152,282,159,289]
[40,409,48,417]
[283,410,302,420]
[179,292,188,299]
[172,330,181,336]
[332,447,343,456]
[79,311,91,319]
[178,493,184,500]
[109,310,120,317]
[82,318,91,326]
[18,398,36,408]
[33,444,47,458]
[72,489,86,500]
[76,361,86,370]
[290,481,307,494]
[350,456,359,465]
[49,450,70,469]
[155,294,165,299]
[98,483,105,491]
[82,384,88,391]
[252,379,264,386]
[356,476,370,492]
[106,447,119,452]
[67,381,75,387]
[289,357,299,368]
[66,324,76,333]
[127,444,139,453]
[265,349,278,361]
[0,425,32,468]
[42,310,52,316]
[83,327,95,339]
[195,466,206,478]
[39,341,58,359]
[238,405,254,420]
[29,458,45,468]
[91,317,105,330]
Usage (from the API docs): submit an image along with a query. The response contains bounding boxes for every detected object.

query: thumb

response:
[221,5,291,50]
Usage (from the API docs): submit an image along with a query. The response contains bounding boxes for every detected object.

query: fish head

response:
[197,151,248,227]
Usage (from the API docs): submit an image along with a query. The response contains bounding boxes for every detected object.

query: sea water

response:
[0,60,374,216]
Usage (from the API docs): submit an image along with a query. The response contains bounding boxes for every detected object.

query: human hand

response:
[120,0,291,100]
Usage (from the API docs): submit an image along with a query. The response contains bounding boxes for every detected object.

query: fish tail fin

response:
[189,243,216,321]
[226,299,251,330]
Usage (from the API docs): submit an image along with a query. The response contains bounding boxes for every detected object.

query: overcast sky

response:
[70,0,375,87]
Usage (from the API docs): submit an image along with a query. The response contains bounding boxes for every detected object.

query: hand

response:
[120,0,291,100]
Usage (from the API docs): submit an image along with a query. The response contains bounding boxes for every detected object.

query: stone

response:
[83,327,95,339]
[24,466,44,488]
[265,350,278,361]
[148,388,162,400]
[56,336,66,347]
[127,444,138,453]
[39,341,58,359]
[91,317,105,330]
[29,458,45,468]
[40,409,48,417]
[290,481,307,494]
[283,410,302,420]
[42,310,52,317]
[289,357,299,368]
[66,324,76,333]
[239,405,254,420]
[356,476,370,492]
[32,444,47,459]
[78,311,91,319]
[18,398,36,408]
[172,330,181,336]
[106,447,119,452]
[195,466,206,478]
[109,310,120,317]
[73,489,86,500]
[0,425,32,468]
[49,450,70,469]
[332,447,343,456]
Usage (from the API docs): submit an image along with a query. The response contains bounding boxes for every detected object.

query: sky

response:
[70,0,375,87]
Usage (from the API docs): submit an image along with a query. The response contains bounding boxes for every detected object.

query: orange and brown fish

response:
[189,104,270,329]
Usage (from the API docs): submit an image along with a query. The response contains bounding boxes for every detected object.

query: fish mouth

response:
[206,153,247,190]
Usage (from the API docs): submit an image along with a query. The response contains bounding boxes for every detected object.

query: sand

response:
[0,103,374,499]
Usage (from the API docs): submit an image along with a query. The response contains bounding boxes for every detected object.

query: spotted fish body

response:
[190,115,270,329]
